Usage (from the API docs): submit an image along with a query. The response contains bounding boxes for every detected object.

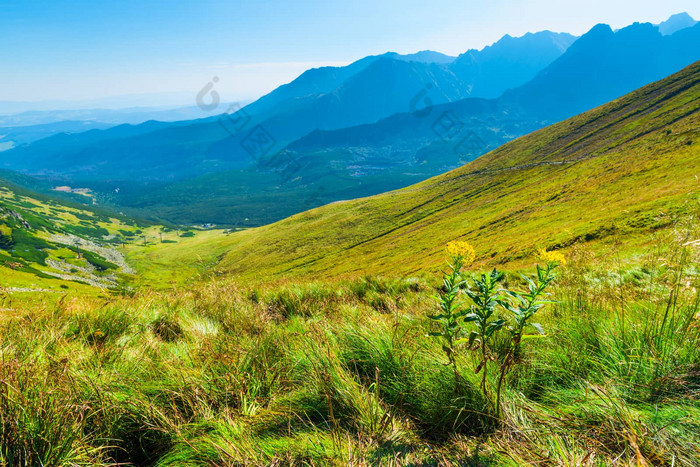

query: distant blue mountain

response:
[656,12,697,35]
[1,30,577,182]
[502,20,700,120]
[0,105,224,127]
[0,119,221,180]
[389,51,457,64]
[450,31,576,98]
[296,17,700,157]
[241,31,576,137]
[0,121,115,151]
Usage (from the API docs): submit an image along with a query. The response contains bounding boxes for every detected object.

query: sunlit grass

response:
[1,224,698,465]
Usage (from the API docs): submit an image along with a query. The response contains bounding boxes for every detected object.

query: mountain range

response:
[1,14,698,227]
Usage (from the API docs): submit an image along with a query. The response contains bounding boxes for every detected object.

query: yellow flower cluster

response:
[446,241,476,263]
[538,249,566,265]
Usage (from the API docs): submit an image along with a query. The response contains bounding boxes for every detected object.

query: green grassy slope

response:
[0,176,161,291]
[148,60,700,282]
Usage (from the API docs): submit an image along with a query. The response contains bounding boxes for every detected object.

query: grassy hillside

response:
[0,176,162,292]
[0,171,235,291]
[140,60,699,282]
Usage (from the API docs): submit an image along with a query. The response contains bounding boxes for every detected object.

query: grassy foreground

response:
[1,218,698,466]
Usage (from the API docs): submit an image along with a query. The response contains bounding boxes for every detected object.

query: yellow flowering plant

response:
[538,248,566,266]
[429,242,563,419]
[446,241,476,263]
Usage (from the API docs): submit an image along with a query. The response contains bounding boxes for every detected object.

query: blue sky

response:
[2,0,700,108]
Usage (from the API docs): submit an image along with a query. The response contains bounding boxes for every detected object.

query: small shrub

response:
[82,250,118,271]
[0,229,13,250]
